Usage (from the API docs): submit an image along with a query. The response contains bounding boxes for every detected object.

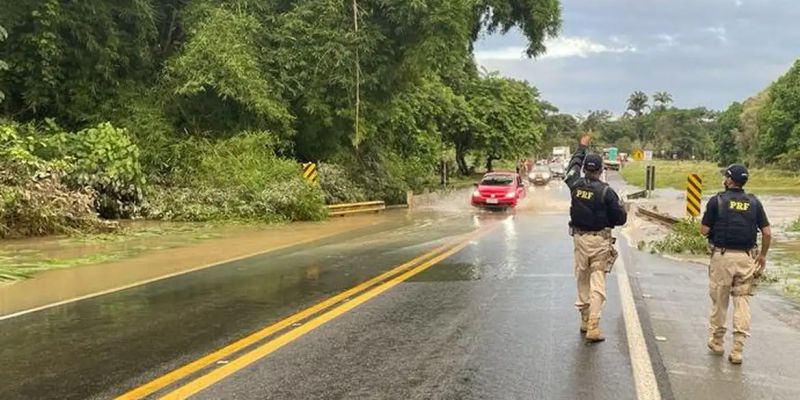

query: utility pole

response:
[352,0,360,144]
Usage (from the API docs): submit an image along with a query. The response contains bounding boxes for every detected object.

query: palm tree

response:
[653,91,673,110]
[626,91,649,117]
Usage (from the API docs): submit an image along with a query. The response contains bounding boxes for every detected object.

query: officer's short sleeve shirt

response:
[754,198,770,229]
[701,195,719,228]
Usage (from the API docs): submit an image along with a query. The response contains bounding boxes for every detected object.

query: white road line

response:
[616,250,662,400]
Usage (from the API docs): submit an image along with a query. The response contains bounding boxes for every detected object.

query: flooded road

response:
[1,178,799,399]
[0,216,393,315]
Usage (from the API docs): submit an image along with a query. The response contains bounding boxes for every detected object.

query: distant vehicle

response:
[528,164,552,185]
[553,146,570,159]
[471,172,527,210]
[603,147,621,171]
[549,162,565,178]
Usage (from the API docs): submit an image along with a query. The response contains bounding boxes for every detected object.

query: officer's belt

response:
[573,228,612,238]
[711,247,753,256]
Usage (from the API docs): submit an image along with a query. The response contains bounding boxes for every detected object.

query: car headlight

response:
[472,189,481,197]
[543,173,551,179]
[505,191,516,198]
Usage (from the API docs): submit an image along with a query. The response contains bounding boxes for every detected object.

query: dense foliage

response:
[0,0,562,236]
[715,59,800,168]
[558,94,718,160]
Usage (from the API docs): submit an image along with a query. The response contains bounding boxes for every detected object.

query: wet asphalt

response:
[194,211,637,400]
[2,177,799,399]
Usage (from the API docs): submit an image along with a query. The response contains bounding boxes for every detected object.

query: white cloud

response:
[735,0,744,7]
[704,27,728,43]
[657,34,678,47]
[474,36,636,61]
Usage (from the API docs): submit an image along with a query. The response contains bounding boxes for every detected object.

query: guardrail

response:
[636,207,680,227]
[626,190,648,200]
[327,201,387,217]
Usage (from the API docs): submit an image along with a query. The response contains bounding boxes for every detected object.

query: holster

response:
[605,237,619,273]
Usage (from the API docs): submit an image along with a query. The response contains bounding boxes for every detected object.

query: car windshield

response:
[480,175,515,186]
[534,165,550,172]
[549,164,563,170]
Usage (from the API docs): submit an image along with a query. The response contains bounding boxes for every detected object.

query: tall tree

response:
[652,91,673,110]
[579,110,612,133]
[469,73,544,171]
[715,102,743,166]
[472,0,562,57]
[757,59,800,167]
[0,24,6,105]
[626,91,649,117]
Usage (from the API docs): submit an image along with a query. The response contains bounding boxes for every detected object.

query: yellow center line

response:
[116,228,487,399]
[158,226,493,399]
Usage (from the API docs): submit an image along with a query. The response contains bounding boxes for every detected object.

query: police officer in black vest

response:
[701,164,771,364]
[564,135,627,342]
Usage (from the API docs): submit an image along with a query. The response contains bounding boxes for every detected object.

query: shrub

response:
[0,173,105,238]
[144,132,326,222]
[651,219,709,255]
[3,120,146,219]
[787,217,800,232]
[144,181,326,223]
[318,163,367,205]
[58,123,146,218]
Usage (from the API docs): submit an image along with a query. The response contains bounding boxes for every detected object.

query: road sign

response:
[686,173,702,217]
[303,162,318,183]
[632,149,644,161]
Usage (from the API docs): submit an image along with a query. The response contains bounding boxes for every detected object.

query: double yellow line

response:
[118,226,492,399]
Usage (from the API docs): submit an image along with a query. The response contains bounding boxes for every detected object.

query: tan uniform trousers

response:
[573,233,613,319]
[708,250,757,339]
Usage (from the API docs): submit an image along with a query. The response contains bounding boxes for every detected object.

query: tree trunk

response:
[456,147,469,175]
[485,156,494,172]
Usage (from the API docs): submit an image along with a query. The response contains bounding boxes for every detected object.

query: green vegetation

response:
[788,218,800,232]
[0,0,563,238]
[770,248,800,301]
[621,160,800,195]
[566,58,800,170]
[651,219,709,255]
[716,59,800,168]
[559,92,716,159]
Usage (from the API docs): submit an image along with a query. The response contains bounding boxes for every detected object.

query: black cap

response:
[724,164,749,185]
[584,154,604,172]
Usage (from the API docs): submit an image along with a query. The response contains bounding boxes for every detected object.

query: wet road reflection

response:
[0,184,579,399]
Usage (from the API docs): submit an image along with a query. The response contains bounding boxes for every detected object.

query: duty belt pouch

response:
[605,237,618,273]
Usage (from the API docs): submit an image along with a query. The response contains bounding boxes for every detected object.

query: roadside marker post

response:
[645,165,656,196]
[686,173,702,217]
[302,162,318,184]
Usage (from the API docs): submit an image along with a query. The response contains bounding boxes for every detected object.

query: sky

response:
[473,0,800,116]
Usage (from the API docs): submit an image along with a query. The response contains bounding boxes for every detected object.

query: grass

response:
[0,222,233,283]
[650,219,709,255]
[0,252,134,282]
[448,173,486,190]
[787,217,800,232]
[621,160,800,195]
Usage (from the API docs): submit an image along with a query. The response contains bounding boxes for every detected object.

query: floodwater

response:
[0,215,397,316]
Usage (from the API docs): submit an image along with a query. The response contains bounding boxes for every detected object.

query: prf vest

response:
[711,190,758,250]
[570,178,610,232]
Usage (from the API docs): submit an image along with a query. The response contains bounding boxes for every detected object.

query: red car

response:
[471,172,527,209]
